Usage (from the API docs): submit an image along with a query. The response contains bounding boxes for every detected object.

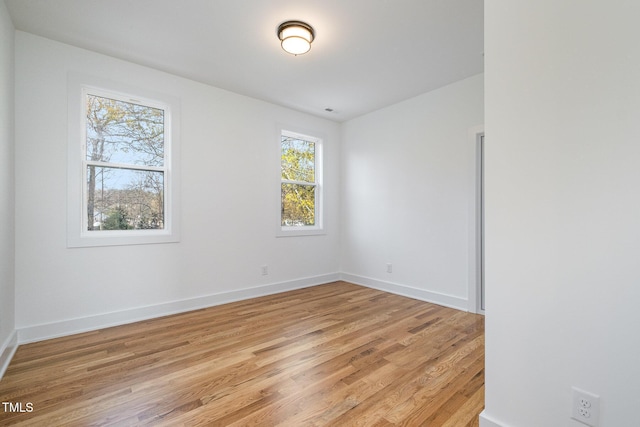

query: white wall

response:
[0,2,16,374]
[14,32,341,341]
[483,1,640,426]
[341,74,484,310]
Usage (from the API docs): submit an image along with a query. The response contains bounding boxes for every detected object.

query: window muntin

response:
[280,130,323,234]
[84,92,168,232]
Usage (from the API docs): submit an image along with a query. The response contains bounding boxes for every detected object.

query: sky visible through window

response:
[85,94,166,230]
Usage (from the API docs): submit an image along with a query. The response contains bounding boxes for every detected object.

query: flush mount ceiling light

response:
[277,21,315,55]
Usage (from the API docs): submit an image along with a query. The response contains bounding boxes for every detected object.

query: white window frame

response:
[278,129,324,237]
[67,74,180,247]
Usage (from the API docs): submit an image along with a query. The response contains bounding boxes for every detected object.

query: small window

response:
[67,76,180,247]
[279,130,323,236]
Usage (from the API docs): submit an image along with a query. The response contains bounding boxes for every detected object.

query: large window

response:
[68,77,180,247]
[85,93,166,232]
[279,130,323,236]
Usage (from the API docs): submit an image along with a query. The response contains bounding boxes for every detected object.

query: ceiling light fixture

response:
[277,21,315,56]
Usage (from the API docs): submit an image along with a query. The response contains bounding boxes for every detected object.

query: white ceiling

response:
[5,0,484,122]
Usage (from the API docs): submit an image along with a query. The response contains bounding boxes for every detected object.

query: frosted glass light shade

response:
[278,21,315,55]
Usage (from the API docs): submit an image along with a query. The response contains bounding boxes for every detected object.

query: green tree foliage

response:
[102,206,131,230]
[85,94,165,231]
[281,136,316,226]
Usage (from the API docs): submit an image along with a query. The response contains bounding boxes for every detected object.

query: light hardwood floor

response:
[0,282,484,426]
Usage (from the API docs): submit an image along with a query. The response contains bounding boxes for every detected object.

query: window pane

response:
[87,166,164,231]
[281,183,315,226]
[281,136,315,182]
[86,94,165,167]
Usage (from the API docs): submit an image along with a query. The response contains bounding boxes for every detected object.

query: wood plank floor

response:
[0,282,484,426]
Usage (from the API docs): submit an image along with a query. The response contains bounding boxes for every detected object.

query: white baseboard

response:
[340,273,468,311]
[18,273,340,344]
[479,411,507,427]
[15,272,469,345]
[0,330,18,379]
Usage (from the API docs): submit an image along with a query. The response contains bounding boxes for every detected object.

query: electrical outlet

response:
[386,263,392,273]
[261,265,268,275]
[571,387,600,427]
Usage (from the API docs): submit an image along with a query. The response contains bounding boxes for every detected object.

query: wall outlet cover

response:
[571,387,600,427]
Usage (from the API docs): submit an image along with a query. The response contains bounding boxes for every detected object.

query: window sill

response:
[276,227,325,238]
[67,229,179,248]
